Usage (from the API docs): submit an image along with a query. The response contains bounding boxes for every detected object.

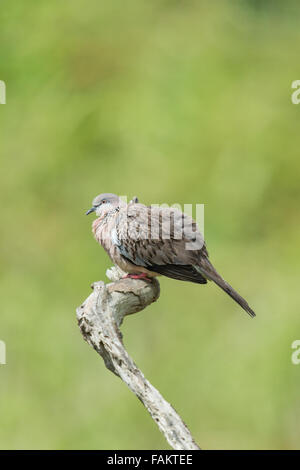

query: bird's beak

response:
[85,207,96,215]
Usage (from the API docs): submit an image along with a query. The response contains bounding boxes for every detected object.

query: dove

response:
[86,193,255,317]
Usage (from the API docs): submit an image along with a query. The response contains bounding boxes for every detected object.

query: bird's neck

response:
[92,206,120,237]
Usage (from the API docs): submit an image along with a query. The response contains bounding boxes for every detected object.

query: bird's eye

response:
[102,199,107,204]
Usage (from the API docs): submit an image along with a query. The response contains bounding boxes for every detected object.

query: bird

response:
[86,193,255,317]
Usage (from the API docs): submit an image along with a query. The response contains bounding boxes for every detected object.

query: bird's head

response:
[86,193,121,217]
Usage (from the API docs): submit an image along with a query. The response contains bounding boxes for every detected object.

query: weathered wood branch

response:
[76,266,200,450]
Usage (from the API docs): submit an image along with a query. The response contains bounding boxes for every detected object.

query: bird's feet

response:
[124,273,153,282]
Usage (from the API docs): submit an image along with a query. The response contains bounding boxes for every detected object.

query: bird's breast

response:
[92,217,110,249]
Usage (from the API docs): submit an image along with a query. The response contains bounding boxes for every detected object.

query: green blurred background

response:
[1,0,300,450]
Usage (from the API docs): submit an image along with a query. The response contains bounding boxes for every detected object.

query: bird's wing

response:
[114,204,208,284]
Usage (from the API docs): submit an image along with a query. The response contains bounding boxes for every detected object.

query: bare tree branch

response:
[76,266,200,450]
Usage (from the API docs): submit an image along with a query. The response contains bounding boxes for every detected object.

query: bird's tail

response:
[195,260,256,318]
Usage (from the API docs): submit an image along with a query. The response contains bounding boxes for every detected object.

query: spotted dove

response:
[86,193,255,317]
